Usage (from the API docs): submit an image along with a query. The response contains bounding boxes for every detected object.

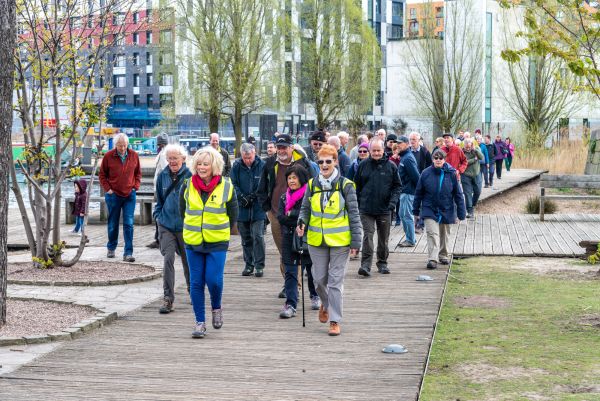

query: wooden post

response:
[540,187,545,222]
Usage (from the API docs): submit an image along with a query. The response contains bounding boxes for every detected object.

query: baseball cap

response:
[386,133,398,142]
[310,131,326,143]
[442,132,454,138]
[275,134,293,147]
[396,135,409,144]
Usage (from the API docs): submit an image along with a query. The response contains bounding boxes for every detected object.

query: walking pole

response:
[300,254,306,328]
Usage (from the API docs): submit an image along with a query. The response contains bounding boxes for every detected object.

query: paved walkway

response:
[1,249,445,400]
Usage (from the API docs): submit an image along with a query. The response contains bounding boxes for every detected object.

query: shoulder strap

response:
[160,173,183,204]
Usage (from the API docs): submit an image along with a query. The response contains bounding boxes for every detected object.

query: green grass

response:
[420,257,600,401]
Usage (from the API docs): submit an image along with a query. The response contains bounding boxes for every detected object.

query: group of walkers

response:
[88,128,515,339]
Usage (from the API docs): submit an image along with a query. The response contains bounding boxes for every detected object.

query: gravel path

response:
[8,261,157,282]
[0,299,96,338]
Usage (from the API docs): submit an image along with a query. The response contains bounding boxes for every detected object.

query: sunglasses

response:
[313,142,323,147]
[358,150,368,154]
[317,159,334,165]
[433,156,444,160]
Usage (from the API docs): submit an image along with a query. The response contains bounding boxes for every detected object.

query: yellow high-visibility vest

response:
[307,178,353,247]
[183,177,233,245]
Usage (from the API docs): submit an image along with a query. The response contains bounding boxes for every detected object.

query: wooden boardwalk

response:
[1,250,446,400]
[390,213,600,257]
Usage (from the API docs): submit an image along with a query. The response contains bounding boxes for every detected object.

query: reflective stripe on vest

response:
[307,178,353,247]
[183,178,233,245]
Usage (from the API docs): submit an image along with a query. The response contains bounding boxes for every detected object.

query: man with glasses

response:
[258,134,315,297]
[304,130,326,162]
[354,138,401,276]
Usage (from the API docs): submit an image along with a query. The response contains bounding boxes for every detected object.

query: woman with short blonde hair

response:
[189,146,224,176]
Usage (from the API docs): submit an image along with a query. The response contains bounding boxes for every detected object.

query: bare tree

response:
[0,0,16,327]
[406,0,483,134]
[12,0,146,267]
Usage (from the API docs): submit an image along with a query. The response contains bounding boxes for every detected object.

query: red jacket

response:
[99,148,141,197]
[442,145,467,175]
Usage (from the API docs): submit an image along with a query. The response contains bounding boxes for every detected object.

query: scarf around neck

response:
[192,174,221,195]
[285,184,307,215]
[318,168,339,191]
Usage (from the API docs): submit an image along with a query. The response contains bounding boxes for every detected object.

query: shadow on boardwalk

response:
[0,251,445,400]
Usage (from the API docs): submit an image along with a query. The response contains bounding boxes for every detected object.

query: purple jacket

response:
[493,140,508,161]
[73,179,88,216]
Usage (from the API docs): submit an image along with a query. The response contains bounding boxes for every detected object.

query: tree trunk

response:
[232,110,243,158]
[0,0,17,328]
[208,112,219,134]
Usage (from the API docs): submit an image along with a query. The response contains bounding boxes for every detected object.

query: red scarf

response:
[192,175,221,195]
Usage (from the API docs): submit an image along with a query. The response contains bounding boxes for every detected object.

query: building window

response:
[146,30,153,45]
[436,7,444,18]
[112,95,126,106]
[87,15,93,28]
[436,18,442,27]
[113,74,126,88]
[133,11,139,23]
[159,30,172,44]
[132,52,139,66]
[147,94,154,108]
[390,24,402,39]
[147,73,153,86]
[113,54,126,67]
[113,12,124,25]
[161,73,173,86]
[392,1,403,18]
[159,94,173,107]
[133,94,140,107]
[132,32,139,44]
[409,21,419,37]
[409,8,416,19]
[98,75,104,88]
[159,52,172,65]
[133,73,140,87]
[146,52,153,66]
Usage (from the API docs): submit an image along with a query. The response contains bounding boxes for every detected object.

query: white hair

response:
[358,134,368,144]
[327,135,341,149]
[114,133,129,145]
[337,131,349,140]
[240,143,255,154]
[409,132,420,140]
[370,138,385,149]
[464,138,474,146]
[376,129,387,137]
[164,144,188,159]
[189,146,225,176]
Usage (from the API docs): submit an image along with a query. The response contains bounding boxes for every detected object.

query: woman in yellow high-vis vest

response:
[179,146,238,339]
[296,144,362,336]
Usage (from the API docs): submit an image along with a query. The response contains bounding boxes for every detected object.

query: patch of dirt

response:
[579,314,600,329]
[453,295,511,308]
[0,299,96,338]
[8,261,157,283]
[458,363,548,384]
[510,258,600,279]
[476,179,600,215]
[554,384,600,394]
[520,393,551,401]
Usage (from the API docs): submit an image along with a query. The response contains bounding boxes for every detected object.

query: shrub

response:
[524,196,557,214]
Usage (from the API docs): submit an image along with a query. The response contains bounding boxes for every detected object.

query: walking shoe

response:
[484,184,489,188]
[466,213,473,219]
[279,304,296,319]
[378,266,391,274]
[242,266,254,276]
[146,240,159,249]
[358,266,371,277]
[159,298,174,314]
[439,257,450,265]
[426,260,438,269]
[318,304,329,323]
[398,241,415,247]
[192,322,206,338]
[394,219,401,227]
[123,255,136,263]
[107,249,115,258]
[211,308,223,329]
[310,295,321,310]
[254,268,264,278]
[69,229,78,234]
[278,287,286,299]
[328,321,341,336]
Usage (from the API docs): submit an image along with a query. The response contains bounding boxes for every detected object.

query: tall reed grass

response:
[512,140,587,174]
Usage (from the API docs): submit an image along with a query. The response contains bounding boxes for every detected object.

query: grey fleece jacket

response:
[298,173,363,249]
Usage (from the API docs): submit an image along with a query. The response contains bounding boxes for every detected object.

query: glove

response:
[389,204,396,212]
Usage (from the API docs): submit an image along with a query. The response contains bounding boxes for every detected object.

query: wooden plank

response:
[541,174,600,182]
[526,214,553,255]
[504,215,522,255]
[498,214,513,255]
[482,214,494,255]
[512,214,531,255]
[543,194,600,200]
[518,214,542,255]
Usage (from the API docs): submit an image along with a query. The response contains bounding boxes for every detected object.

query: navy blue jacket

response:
[154,165,192,232]
[398,149,420,195]
[338,149,351,178]
[231,157,266,222]
[412,163,466,224]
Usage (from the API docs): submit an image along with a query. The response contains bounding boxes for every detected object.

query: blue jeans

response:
[105,190,136,256]
[185,249,226,323]
[400,194,415,244]
[73,215,84,233]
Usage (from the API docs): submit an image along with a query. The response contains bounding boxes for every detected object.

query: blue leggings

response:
[185,249,227,323]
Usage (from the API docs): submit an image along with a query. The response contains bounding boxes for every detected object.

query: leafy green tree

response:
[299,0,381,129]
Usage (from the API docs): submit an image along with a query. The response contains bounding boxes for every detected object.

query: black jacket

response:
[354,157,402,215]
[485,143,496,161]
[411,146,433,173]
[278,192,311,266]
[218,147,231,177]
